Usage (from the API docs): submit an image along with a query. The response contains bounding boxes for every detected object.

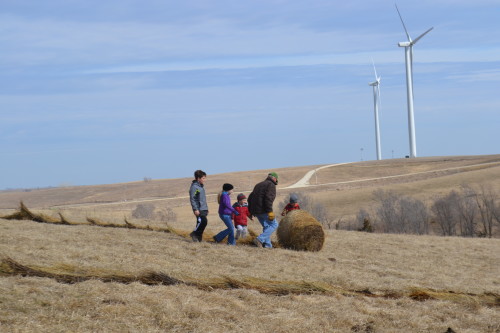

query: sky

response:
[1,0,499,189]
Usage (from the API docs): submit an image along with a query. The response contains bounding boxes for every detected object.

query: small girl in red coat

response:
[232,193,253,239]
[281,193,300,216]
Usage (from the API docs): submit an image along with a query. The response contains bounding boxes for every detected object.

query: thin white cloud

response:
[82,46,500,74]
[446,69,500,82]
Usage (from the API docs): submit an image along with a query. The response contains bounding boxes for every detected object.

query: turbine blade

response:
[372,58,378,80]
[412,27,433,45]
[395,4,411,42]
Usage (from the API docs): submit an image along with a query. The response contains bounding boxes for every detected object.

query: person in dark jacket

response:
[213,183,239,245]
[189,170,208,242]
[248,172,279,248]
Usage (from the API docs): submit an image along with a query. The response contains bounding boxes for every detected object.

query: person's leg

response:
[255,214,278,248]
[255,214,268,245]
[191,214,207,241]
[235,225,243,239]
[241,226,248,238]
[261,219,278,248]
[196,215,208,241]
[214,214,230,242]
[221,214,235,245]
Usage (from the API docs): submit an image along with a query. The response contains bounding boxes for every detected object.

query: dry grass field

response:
[1,155,499,332]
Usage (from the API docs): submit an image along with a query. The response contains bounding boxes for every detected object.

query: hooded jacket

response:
[232,202,251,226]
[189,180,208,212]
[248,176,277,215]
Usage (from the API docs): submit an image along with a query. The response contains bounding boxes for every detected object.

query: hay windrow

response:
[277,210,325,251]
[1,203,279,247]
[1,257,498,306]
[1,202,61,224]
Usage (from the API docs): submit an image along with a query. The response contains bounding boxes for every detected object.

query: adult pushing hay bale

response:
[277,210,325,252]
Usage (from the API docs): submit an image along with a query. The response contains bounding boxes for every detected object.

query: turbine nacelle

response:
[398,41,411,47]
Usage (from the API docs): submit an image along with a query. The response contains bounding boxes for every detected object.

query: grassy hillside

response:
[1,155,499,331]
[1,217,499,332]
[1,155,499,234]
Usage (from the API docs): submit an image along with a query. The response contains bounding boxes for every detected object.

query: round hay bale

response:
[277,210,325,252]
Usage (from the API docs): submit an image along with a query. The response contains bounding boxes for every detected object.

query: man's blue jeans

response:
[255,214,278,248]
[214,214,236,245]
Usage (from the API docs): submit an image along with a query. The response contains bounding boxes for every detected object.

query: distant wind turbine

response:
[395,4,433,158]
[368,60,382,160]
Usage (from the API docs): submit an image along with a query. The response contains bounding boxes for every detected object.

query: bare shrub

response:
[356,209,374,232]
[456,185,478,237]
[132,204,155,219]
[494,201,500,226]
[373,190,429,234]
[431,191,461,236]
[399,196,430,235]
[132,204,177,222]
[430,185,499,238]
[155,207,177,223]
[472,185,497,238]
[278,192,331,227]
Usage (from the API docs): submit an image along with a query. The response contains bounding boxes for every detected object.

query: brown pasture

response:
[1,155,499,332]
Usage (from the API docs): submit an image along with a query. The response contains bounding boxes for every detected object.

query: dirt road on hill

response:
[48,160,500,209]
[286,160,500,189]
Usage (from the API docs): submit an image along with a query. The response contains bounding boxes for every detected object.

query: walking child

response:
[189,170,208,242]
[232,193,253,239]
[281,193,300,216]
[213,183,239,245]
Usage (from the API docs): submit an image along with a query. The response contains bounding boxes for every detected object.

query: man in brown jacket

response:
[248,172,278,248]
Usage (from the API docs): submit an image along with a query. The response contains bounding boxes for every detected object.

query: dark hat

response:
[237,193,246,201]
[223,183,234,191]
[290,193,299,203]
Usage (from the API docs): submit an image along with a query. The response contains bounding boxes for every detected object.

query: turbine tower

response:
[395,4,433,158]
[369,61,382,160]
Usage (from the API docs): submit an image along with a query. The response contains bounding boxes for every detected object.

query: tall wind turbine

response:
[395,4,433,158]
[369,61,382,160]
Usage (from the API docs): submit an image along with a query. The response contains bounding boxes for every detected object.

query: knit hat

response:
[268,172,278,180]
[237,193,246,201]
[222,183,234,191]
[290,193,299,203]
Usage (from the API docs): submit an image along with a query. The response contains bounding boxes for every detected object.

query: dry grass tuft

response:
[58,212,73,225]
[277,210,325,251]
[1,201,61,224]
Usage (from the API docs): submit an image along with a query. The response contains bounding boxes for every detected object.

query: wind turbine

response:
[395,4,433,158]
[369,61,382,160]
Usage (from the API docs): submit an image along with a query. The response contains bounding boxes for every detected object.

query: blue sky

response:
[1,0,499,189]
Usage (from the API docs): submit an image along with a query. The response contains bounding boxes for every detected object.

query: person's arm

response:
[263,183,276,213]
[189,185,200,215]
[223,194,238,214]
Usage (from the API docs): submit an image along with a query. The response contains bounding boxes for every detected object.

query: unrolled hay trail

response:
[1,202,271,246]
[1,201,61,224]
[1,257,497,306]
[277,210,325,252]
